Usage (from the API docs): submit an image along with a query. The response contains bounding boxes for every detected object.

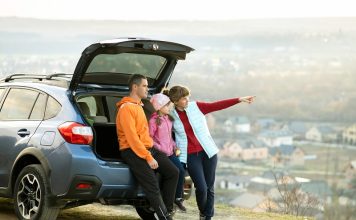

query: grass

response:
[1,197,314,220]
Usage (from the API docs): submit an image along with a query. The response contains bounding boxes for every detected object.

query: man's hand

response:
[239,96,256,104]
[148,158,159,169]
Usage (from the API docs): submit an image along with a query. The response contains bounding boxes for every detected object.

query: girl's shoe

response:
[174,198,187,212]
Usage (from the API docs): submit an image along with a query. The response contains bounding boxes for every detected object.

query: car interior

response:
[76,94,155,161]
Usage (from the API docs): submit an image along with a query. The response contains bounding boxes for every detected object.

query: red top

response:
[176,98,240,154]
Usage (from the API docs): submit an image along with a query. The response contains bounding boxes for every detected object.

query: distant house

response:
[305,126,338,143]
[267,180,326,216]
[300,180,332,201]
[247,176,275,194]
[224,116,251,133]
[248,170,310,195]
[269,145,305,167]
[254,118,276,132]
[220,138,268,160]
[217,175,252,191]
[344,160,356,183]
[230,192,276,212]
[247,171,286,194]
[260,170,300,186]
[258,130,293,147]
[283,121,309,140]
[268,175,331,202]
[342,124,356,145]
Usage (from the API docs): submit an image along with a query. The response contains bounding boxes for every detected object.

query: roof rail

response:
[45,73,73,80]
[0,73,73,83]
[1,74,47,82]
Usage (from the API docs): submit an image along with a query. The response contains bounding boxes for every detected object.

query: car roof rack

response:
[45,73,72,81]
[0,73,73,83]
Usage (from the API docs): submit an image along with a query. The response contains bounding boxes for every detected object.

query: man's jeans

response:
[121,148,179,219]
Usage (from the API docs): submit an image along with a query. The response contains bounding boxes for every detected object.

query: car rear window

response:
[85,53,167,79]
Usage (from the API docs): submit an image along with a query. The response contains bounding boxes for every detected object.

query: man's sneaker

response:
[154,211,173,220]
[199,213,206,220]
[174,198,187,212]
[167,207,176,217]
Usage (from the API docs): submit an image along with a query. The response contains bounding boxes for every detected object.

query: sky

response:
[0,0,355,20]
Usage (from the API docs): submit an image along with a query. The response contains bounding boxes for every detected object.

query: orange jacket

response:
[116,97,154,162]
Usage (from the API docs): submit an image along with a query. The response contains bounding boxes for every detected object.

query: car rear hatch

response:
[69,37,194,93]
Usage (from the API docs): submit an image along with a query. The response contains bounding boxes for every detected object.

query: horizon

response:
[1,16,356,22]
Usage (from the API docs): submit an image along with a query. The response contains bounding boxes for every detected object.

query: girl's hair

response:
[155,110,174,125]
[162,85,190,103]
[154,100,174,126]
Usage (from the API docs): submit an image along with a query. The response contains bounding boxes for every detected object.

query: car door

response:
[0,87,45,188]
[69,38,194,94]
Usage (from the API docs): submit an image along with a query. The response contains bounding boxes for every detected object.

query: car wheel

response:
[135,206,156,220]
[13,164,60,220]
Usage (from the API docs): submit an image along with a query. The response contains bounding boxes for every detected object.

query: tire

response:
[13,164,60,220]
[135,206,156,220]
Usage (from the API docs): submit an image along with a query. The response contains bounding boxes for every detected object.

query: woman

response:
[165,86,255,220]
[149,93,187,212]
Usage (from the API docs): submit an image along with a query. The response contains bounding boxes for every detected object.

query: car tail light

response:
[76,183,92,190]
[58,122,93,145]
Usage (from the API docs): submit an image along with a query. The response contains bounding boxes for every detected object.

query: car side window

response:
[0,88,39,120]
[0,88,5,100]
[29,93,47,120]
[44,96,61,120]
[0,88,5,102]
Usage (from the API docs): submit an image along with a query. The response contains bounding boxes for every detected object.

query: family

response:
[116,74,255,220]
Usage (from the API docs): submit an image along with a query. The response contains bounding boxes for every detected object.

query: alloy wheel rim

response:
[17,174,41,219]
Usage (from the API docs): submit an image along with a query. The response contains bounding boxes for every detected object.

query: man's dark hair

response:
[128,74,147,91]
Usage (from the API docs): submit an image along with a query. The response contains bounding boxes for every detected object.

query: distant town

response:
[210,115,356,218]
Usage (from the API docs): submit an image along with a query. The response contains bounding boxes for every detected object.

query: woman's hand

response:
[239,96,256,104]
[175,148,181,156]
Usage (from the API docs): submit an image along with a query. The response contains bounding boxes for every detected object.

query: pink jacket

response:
[149,112,176,156]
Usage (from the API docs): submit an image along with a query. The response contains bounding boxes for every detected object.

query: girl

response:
[149,93,187,212]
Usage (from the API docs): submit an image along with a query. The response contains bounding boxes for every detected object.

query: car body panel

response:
[0,120,41,187]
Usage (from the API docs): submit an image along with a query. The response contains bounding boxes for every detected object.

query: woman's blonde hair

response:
[162,85,190,103]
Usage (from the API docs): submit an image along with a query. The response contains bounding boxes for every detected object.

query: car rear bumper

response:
[48,143,143,200]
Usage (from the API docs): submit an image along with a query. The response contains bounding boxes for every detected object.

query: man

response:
[116,74,179,220]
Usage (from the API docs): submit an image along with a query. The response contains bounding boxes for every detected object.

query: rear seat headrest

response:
[91,116,108,123]
[78,102,91,116]
[78,101,108,123]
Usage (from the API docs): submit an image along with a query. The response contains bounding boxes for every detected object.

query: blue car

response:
[0,38,194,220]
